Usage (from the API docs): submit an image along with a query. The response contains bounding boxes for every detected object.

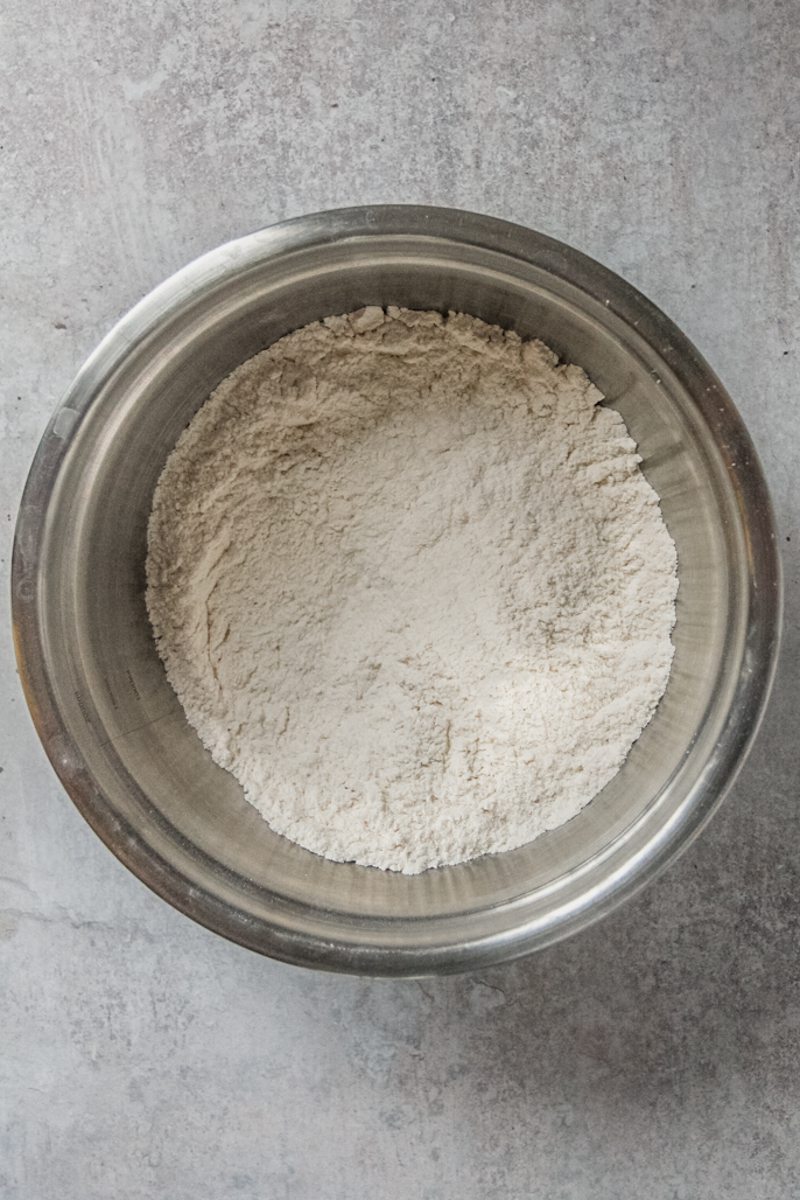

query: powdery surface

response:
[146,307,678,873]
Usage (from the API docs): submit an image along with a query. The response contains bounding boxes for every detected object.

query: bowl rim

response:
[12,204,783,975]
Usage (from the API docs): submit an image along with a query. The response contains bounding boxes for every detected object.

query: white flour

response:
[146,307,678,873]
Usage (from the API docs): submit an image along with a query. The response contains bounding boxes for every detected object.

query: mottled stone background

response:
[2,2,798,1197]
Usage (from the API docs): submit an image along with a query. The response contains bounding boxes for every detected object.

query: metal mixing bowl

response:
[12,206,781,975]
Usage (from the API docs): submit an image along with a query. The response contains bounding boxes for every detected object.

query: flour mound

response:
[146,307,678,874]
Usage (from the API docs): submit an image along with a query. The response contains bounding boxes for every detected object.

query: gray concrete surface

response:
[2,1,799,1196]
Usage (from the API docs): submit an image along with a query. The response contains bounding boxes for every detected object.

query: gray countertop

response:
[2,2,798,1197]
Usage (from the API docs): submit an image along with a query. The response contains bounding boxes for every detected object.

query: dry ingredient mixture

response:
[146,307,678,873]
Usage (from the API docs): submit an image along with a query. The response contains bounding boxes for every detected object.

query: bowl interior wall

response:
[39,236,743,926]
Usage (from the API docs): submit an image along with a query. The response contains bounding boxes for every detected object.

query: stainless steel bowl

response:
[12,206,781,975]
